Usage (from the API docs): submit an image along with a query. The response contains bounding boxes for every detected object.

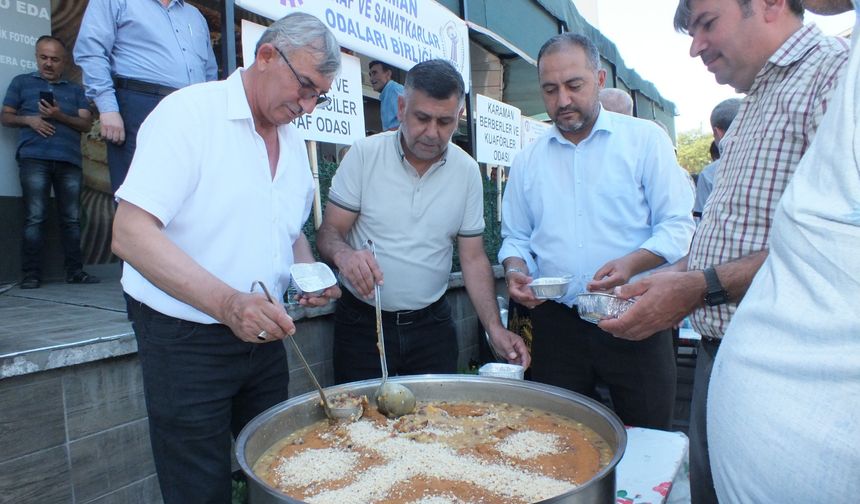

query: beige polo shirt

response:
[328,130,485,311]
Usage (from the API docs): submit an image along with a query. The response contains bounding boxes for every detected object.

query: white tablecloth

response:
[615,427,690,504]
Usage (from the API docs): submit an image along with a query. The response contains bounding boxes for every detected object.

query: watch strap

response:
[703,266,729,306]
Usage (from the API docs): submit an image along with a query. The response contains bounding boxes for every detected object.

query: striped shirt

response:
[688,23,849,338]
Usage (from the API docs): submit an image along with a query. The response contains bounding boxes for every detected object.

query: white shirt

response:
[116,69,314,324]
[499,109,695,305]
[708,5,860,502]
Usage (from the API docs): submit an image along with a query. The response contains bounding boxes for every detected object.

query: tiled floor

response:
[0,263,130,358]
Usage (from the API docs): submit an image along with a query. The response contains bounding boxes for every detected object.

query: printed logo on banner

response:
[439,20,466,78]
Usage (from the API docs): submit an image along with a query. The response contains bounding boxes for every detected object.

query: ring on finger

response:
[257,330,268,341]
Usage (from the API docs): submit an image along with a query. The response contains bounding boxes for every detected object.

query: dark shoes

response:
[20,277,40,289]
[19,271,99,288]
[66,271,101,284]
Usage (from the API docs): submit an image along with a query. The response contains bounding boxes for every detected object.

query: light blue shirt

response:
[74,0,217,114]
[694,159,719,215]
[379,79,404,130]
[499,109,695,306]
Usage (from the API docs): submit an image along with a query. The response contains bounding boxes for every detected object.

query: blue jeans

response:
[333,289,458,384]
[107,88,165,193]
[128,299,290,504]
[18,158,83,278]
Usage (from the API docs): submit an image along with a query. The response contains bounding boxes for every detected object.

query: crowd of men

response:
[2,0,858,503]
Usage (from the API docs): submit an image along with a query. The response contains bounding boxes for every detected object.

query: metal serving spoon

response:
[366,241,416,417]
[251,280,362,422]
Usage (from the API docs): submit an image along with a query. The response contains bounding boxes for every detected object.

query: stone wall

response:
[0,281,500,504]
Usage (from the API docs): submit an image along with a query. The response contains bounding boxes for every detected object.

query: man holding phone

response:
[2,35,98,289]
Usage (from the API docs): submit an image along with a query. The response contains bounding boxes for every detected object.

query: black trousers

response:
[689,338,720,504]
[530,301,677,430]
[129,298,289,504]
[333,289,458,384]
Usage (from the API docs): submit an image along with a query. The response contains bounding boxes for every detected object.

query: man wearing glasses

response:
[318,59,530,384]
[111,13,341,503]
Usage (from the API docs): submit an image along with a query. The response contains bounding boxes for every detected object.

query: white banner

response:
[235,0,470,91]
[241,20,366,145]
[520,116,552,148]
[0,0,50,197]
[475,94,520,167]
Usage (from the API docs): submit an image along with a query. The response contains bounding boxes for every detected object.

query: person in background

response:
[368,60,405,131]
[500,33,695,430]
[708,0,859,501]
[601,0,849,502]
[2,36,98,289]
[110,14,340,503]
[598,87,634,115]
[318,59,529,385]
[74,0,218,194]
[693,98,741,219]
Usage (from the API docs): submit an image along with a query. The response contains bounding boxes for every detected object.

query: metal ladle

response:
[366,241,416,417]
[251,281,362,422]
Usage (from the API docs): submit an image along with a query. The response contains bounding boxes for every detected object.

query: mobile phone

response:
[39,91,54,105]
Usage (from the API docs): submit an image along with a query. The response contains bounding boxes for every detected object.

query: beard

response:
[553,103,598,134]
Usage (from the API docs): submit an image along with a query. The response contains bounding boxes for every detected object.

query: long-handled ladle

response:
[365,241,416,417]
[251,280,362,422]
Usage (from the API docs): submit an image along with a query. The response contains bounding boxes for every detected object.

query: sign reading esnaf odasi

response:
[235,0,470,91]
[241,20,365,145]
[475,94,521,167]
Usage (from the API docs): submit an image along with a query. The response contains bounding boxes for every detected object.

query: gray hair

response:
[599,88,634,115]
[674,0,803,33]
[537,33,600,72]
[256,12,341,78]
[710,98,741,130]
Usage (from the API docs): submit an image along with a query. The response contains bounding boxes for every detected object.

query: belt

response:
[341,288,444,326]
[114,77,177,97]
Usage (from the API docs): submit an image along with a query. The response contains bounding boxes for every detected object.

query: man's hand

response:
[25,115,55,137]
[99,111,125,144]
[335,248,383,299]
[221,291,297,343]
[505,270,544,309]
[598,270,705,340]
[487,325,532,368]
[588,256,637,292]
[295,284,342,307]
[38,99,62,120]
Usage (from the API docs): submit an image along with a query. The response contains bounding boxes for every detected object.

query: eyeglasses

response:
[273,46,331,108]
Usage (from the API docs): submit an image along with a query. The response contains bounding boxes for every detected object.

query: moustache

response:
[556,105,580,116]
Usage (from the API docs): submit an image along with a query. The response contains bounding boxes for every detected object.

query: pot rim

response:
[236,374,627,504]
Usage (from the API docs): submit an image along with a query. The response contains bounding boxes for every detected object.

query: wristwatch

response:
[703,266,729,306]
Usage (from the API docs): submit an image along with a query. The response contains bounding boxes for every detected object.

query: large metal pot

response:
[236,375,627,504]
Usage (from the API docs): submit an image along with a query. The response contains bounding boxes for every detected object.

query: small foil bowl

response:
[575,292,634,324]
[478,362,525,380]
[289,262,337,296]
[529,276,572,299]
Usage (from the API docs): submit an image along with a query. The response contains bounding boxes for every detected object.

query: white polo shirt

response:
[116,69,314,324]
